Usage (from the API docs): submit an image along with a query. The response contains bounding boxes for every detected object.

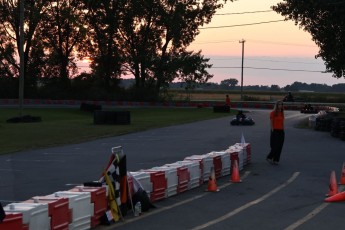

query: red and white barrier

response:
[0,142,252,229]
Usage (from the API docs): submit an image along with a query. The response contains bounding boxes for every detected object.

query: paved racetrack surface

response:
[1,109,345,230]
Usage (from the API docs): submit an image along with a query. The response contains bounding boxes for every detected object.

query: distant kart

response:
[300,104,318,114]
[230,116,255,126]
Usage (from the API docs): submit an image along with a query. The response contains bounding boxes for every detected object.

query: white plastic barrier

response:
[53,191,93,230]
[234,143,252,166]
[185,154,213,183]
[129,171,153,198]
[149,166,178,197]
[168,160,201,189]
[164,162,190,193]
[226,145,244,171]
[209,151,231,176]
[3,202,50,230]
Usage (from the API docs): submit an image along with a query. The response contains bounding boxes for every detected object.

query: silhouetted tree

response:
[117,0,230,99]
[39,0,88,87]
[0,0,49,94]
[272,0,345,79]
[82,0,124,89]
[221,78,238,88]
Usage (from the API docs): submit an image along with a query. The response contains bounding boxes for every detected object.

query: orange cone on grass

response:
[339,162,345,185]
[326,170,338,197]
[231,160,241,183]
[325,191,345,202]
[206,167,219,192]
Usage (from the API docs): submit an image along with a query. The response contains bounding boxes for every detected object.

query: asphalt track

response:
[1,109,345,230]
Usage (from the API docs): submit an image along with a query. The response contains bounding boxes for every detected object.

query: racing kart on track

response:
[230,111,255,126]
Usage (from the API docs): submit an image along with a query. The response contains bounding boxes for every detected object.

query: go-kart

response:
[230,116,255,126]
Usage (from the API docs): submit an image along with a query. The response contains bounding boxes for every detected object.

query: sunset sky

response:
[188,0,345,87]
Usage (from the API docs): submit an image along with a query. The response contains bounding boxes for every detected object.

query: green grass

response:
[0,107,235,155]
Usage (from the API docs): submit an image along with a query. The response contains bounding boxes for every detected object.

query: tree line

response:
[169,80,345,93]
[1,0,344,101]
[0,0,230,101]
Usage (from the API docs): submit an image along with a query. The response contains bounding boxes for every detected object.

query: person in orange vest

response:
[266,100,285,165]
[225,94,231,106]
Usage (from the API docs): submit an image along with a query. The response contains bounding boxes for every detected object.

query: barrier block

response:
[148,166,177,197]
[185,155,213,183]
[209,151,231,176]
[0,212,28,230]
[235,143,251,165]
[129,171,152,198]
[227,145,245,170]
[168,161,200,189]
[184,156,204,185]
[205,152,222,178]
[164,163,190,193]
[141,170,167,202]
[24,196,70,230]
[3,203,50,230]
[52,191,93,230]
[69,186,107,228]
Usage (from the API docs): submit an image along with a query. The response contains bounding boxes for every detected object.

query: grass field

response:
[168,89,345,104]
[0,107,236,155]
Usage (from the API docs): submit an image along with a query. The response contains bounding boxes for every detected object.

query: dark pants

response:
[267,130,285,162]
[0,202,5,223]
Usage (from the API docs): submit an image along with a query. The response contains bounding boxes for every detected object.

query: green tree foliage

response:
[82,0,124,89]
[39,0,88,83]
[0,0,231,101]
[0,0,49,92]
[221,78,238,87]
[270,84,280,91]
[115,0,229,100]
[272,0,345,79]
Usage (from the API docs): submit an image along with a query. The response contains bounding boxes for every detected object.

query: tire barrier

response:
[311,110,345,142]
[213,105,230,113]
[93,110,130,125]
[6,115,42,123]
[330,118,345,140]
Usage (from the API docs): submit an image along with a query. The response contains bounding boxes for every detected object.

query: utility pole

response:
[239,39,245,101]
[19,0,25,116]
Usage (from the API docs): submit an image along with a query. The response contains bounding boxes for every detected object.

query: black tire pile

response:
[314,111,345,141]
[330,118,345,141]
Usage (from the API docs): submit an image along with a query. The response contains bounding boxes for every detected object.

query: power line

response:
[211,66,324,73]
[193,39,316,48]
[200,20,285,29]
[210,57,321,65]
[248,39,316,47]
[215,10,272,15]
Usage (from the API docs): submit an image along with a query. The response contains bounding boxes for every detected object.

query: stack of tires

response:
[314,112,336,132]
[334,118,345,141]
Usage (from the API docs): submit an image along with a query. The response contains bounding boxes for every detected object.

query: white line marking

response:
[100,171,251,229]
[284,185,345,230]
[191,172,300,230]
[6,159,65,162]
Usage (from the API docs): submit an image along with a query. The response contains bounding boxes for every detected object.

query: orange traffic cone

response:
[230,160,241,183]
[325,191,345,202]
[339,162,345,185]
[206,167,219,192]
[326,170,338,197]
